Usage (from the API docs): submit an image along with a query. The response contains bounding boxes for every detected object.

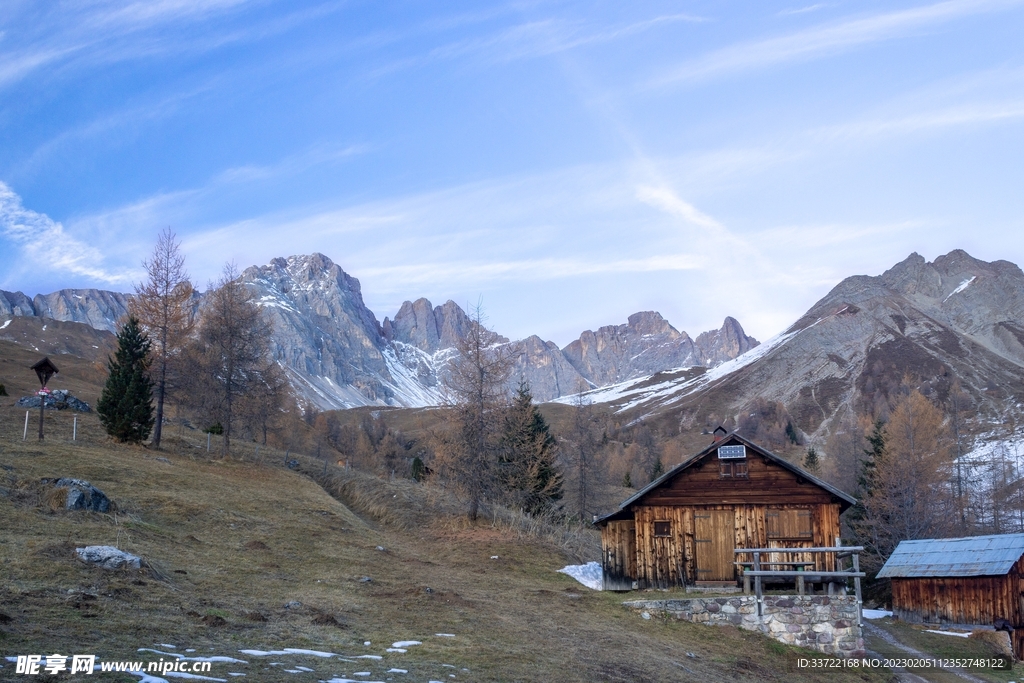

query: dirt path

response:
[863,622,989,683]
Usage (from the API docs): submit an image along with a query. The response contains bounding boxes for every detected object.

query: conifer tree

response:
[803,446,820,472]
[498,382,563,515]
[98,315,155,443]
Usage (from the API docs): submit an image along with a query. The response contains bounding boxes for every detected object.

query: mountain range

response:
[1,253,759,409]
[575,249,1024,446]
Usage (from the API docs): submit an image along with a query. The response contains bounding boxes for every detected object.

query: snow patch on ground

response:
[0,319,10,329]
[925,629,971,638]
[558,561,603,590]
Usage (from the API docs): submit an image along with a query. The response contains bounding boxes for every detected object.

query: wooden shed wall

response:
[622,502,842,587]
[601,520,636,590]
[890,556,1024,658]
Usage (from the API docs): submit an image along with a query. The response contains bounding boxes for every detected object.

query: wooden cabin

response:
[595,430,856,590]
[877,534,1024,659]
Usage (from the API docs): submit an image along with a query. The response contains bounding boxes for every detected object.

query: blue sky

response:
[2,0,1023,346]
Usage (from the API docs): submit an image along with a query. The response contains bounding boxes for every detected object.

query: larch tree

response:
[436,305,518,520]
[130,227,195,449]
[565,384,600,521]
[857,390,954,571]
[97,315,155,443]
[498,381,563,515]
[190,264,273,457]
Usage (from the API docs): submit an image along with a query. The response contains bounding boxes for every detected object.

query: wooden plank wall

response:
[624,502,844,587]
[891,558,1024,659]
[600,520,636,590]
[634,506,688,588]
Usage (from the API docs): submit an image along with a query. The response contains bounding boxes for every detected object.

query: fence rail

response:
[735,546,864,624]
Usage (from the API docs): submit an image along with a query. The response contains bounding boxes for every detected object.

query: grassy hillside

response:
[0,397,891,683]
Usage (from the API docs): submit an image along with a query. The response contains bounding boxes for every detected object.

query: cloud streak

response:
[0,182,137,286]
[649,0,1023,88]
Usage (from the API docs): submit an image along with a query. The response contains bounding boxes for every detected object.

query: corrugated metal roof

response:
[877,533,1024,578]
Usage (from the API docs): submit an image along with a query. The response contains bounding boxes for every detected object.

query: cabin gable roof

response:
[596,431,856,524]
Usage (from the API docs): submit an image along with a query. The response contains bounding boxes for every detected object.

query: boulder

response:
[17,390,92,412]
[41,478,112,512]
[75,545,142,570]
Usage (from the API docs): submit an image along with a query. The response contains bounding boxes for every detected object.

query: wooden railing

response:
[734,546,866,622]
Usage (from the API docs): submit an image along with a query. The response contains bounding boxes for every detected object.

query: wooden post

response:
[852,551,863,627]
[754,551,763,616]
[38,396,45,441]
[73,415,77,441]
[797,574,805,595]
[23,410,29,440]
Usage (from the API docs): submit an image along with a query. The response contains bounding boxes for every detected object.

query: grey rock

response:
[43,478,111,512]
[17,390,91,412]
[75,545,141,570]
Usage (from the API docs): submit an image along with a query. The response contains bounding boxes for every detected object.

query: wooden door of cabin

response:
[694,509,734,582]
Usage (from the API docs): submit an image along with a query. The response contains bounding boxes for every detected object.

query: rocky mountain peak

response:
[626,311,679,337]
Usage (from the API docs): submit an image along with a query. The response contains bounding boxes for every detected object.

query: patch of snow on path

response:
[0,319,11,329]
[390,641,421,648]
[924,629,970,638]
[558,561,603,590]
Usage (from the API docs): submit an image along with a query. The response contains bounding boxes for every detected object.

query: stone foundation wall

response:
[624,595,865,657]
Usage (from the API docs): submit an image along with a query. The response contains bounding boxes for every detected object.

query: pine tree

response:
[498,382,563,515]
[98,316,155,443]
[803,447,820,472]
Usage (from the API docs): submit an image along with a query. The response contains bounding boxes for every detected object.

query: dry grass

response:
[0,402,891,682]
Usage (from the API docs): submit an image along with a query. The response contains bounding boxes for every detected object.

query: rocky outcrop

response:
[1,289,35,317]
[241,254,399,408]
[561,312,758,386]
[0,288,128,332]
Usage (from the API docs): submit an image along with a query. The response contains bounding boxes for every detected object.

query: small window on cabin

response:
[654,521,671,537]
[719,462,748,478]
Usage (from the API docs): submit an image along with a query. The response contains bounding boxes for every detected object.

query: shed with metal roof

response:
[594,430,856,590]
[878,533,1024,659]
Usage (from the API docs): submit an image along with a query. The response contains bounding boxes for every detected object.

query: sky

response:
[2,0,1024,346]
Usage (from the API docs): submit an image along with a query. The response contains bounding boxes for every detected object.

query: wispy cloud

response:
[0,182,138,286]
[649,0,1023,88]
[778,3,831,17]
[367,12,705,79]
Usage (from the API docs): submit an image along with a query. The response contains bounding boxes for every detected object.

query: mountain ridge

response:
[1,253,758,409]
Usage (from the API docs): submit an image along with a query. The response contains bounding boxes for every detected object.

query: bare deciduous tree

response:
[189,263,273,457]
[435,305,518,520]
[856,389,954,571]
[130,227,195,448]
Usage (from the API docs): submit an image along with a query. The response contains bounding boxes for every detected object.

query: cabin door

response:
[694,509,735,582]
